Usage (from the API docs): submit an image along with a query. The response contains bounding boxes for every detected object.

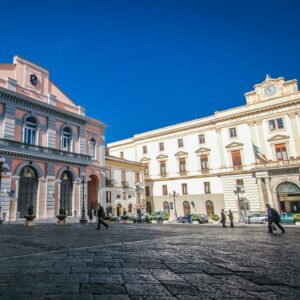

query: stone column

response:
[55,180,61,215]
[37,178,47,219]
[257,178,266,210]
[265,177,275,208]
[288,112,300,157]
[3,102,16,140]
[216,128,226,169]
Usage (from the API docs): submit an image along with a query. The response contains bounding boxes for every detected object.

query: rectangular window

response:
[178,138,184,148]
[198,134,205,144]
[269,118,284,131]
[162,185,168,196]
[204,182,211,194]
[106,169,111,180]
[136,172,140,183]
[182,183,188,195]
[106,191,111,203]
[159,142,164,151]
[144,164,149,176]
[200,155,209,172]
[145,186,150,196]
[229,128,237,138]
[123,192,127,200]
[275,143,288,160]
[121,171,126,182]
[179,158,186,174]
[24,127,36,145]
[160,161,167,176]
[120,151,124,159]
[142,146,147,154]
[231,150,242,169]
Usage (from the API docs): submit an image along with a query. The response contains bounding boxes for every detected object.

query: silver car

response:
[244,213,267,224]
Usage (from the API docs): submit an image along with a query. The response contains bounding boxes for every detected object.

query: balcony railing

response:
[122,181,129,188]
[252,157,300,169]
[0,138,91,162]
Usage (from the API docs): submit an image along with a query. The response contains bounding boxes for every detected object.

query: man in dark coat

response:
[221,209,226,228]
[96,205,108,230]
[228,210,234,227]
[266,203,285,233]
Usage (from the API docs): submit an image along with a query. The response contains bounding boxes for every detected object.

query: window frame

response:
[229,127,237,138]
[178,138,184,148]
[198,134,205,144]
[182,183,188,195]
[204,182,211,194]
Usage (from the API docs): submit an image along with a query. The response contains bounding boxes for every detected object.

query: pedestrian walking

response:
[221,209,226,228]
[228,210,234,227]
[266,204,285,234]
[88,208,93,223]
[96,205,108,230]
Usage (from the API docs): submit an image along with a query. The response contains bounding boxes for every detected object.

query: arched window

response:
[183,201,190,216]
[163,201,170,214]
[23,116,38,145]
[62,127,72,152]
[128,203,133,213]
[89,138,97,159]
[205,200,214,217]
[146,202,152,213]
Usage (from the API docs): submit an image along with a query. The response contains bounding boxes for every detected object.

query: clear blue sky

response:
[1,0,300,143]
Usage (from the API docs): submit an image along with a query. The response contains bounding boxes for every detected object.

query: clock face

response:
[264,85,276,96]
[30,74,38,86]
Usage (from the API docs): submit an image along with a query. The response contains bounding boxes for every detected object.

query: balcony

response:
[179,170,187,176]
[106,178,114,187]
[201,168,210,174]
[122,181,129,188]
[252,157,300,170]
[0,138,91,165]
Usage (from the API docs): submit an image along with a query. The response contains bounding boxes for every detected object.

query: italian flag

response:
[252,142,268,162]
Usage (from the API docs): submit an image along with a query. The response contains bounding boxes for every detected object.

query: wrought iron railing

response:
[0,138,91,162]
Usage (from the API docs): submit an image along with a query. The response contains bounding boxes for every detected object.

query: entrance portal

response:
[17,166,38,218]
[88,175,99,210]
[276,182,300,213]
[60,170,73,216]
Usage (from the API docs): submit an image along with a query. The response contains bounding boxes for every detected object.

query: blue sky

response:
[1,0,300,143]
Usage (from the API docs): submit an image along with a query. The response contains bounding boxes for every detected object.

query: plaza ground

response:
[0,222,299,299]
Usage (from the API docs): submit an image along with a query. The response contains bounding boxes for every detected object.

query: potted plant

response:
[24,205,36,226]
[211,214,220,224]
[192,214,200,224]
[163,212,170,223]
[56,208,67,225]
[151,212,157,224]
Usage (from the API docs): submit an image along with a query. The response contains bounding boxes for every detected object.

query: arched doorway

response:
[106,205,113,217]
[60,170,73,216]
[163,201,170,214]
[183,201,190,216]
[205,200,214,217]
[276,181,300,213]
[88,175,99,210]
[146,202,152,214]
[116,204,122,216]
[128,203,133,213]
[17,166,38,218]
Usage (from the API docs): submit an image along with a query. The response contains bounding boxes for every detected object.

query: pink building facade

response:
[0,56,106,220]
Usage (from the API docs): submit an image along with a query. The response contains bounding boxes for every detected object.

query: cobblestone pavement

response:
[0,223,299,299]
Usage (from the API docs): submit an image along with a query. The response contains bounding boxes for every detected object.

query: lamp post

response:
[233,185,245,221]
[0,157,10,223]
[77,173,91,224]
[169,190,178,222]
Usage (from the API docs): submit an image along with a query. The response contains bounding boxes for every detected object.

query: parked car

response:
[280,213,295,225]
[244,213,267,224]
[178,215,192,223]
[199,214,209,223]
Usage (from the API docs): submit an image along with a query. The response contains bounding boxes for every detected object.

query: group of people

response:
[220,204,285,234]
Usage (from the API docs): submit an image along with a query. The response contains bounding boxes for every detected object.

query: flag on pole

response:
[252,142,268,162]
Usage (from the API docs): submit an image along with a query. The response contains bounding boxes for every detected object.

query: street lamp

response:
[77,173,91,224]
[233,185,245,221]
[0,157,10,223]
[169,190,179,222]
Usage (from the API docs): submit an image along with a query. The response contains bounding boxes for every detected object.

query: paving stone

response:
[150,269,185,282]
[163,282,200,296]
[123,273,159,283]
[246,291,283,299]
[121,262,167,269]
[109,267,151,274]
[0,273,53,283]
[176,295,212,300]
[80,283,127,294]
[53,274,89,283]
[180,273,221,284]
[46,294,93,300]
[125,283,172,295]
[90,274,124,283]
[130,296,177,300]
[94,295,131,300]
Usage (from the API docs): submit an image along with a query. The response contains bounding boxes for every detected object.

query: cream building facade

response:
[107,75,300,220]
[105,153,145,217]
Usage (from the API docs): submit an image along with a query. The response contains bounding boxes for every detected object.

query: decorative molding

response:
[156,154,168,160]
[140,156,151,162]
[174,151,188,157]
[195,147,211,154]
[225,142,244,149]
[267,134,290,142]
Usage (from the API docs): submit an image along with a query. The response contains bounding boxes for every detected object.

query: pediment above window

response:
[195,147,211,154]
[174,151,188,157]
[156,154,168,160]
[140,156,151,162]
[267,134,290,142]
[225,142,244,149]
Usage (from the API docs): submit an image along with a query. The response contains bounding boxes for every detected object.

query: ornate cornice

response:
[0,87,87,125]
[267,134,290,142]
[174,151,188,157]
[225,142,244,149]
